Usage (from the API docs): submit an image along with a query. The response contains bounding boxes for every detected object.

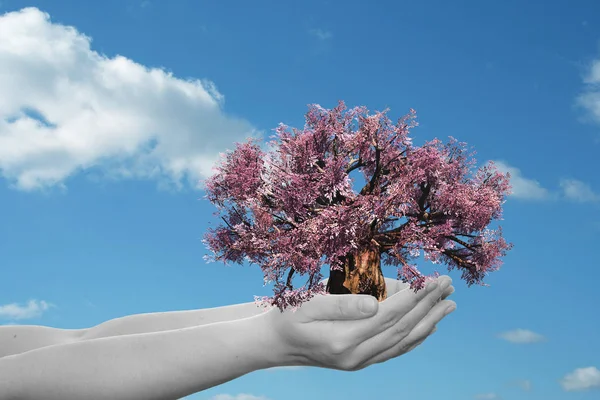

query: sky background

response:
[1,0,600,399]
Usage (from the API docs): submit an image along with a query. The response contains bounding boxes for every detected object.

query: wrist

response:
[259,310,310,369]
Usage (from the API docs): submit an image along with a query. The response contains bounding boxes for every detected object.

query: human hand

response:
[267,275,456,371]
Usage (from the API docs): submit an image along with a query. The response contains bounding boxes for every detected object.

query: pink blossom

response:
[203,101,512,311]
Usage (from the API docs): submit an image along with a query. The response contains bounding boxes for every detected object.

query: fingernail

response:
[360,298,377,314]
[440,278,451,291]
[444,305,456,315]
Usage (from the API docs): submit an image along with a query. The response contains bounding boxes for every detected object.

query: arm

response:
[80,302,265,340]
[0,313,283,400]
[0,277,456,399]
[0,302,264,358]
[0,278,444,358]
[0,326,85,359]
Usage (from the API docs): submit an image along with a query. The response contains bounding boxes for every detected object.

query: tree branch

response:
[442,249,477,271]
[345,157,364,174]
[380,149,407,175]
[286,268,295,289]
[359,144,382,196]
[447,235,482,250]
[220,216,240,235]
[270,212,298,229]
[312,162,326,174]
[378,221,410,236]
[231,205,252,228]
[456,233,478,238]
[417,182,431,213]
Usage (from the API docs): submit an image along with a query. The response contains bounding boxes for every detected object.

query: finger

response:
[441,285,455,300]
[335,277,447,348]
[403,326,434,353]
[365,327,434,368]
[348,278,450,349]
[300,293,379,321]
[398,277,452,331]
[384,277,410,296]
[403,299,455,346]
[312,277,443,323]
[360,300,455,368]
[380,277,447,327]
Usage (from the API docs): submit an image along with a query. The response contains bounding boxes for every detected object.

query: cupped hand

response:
[267,276,456,372]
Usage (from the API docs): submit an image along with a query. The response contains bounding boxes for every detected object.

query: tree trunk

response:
[326,247,387,301]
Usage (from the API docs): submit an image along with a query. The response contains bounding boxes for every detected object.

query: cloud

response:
[493,161,598,204]
[497,329,545,344]
[576,57,600,125]
[559,179,600,203]
[0,299,53,320]
[209,395,270,400]
[492,161,550,200]
[474,393,500,399]
[309,28,332,40]
[587,60,600,84]
[560,366,600,391]
[0,7,260,191]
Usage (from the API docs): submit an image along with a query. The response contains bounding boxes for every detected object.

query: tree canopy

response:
[203,101,512,311]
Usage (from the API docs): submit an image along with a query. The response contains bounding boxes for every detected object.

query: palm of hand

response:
[268,276,456,371]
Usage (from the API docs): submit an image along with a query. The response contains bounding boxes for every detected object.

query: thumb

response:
[308,294,379,320]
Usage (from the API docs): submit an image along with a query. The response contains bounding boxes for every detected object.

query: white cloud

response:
[497,329,545,344]
[560,366,600,391]
[576,58,600,125]
[0,299,52,320]
[493,161,599,204]
[474,393,500,399]
[493,161,549,200]
[0,7,260,191]
[210,395,270,400]
[309,28,332,40]
[559,179,600,203]
[586,60,600,84]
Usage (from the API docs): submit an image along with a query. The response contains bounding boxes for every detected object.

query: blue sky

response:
[1,0,600,399]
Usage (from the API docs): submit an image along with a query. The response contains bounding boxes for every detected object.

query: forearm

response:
[81,302,265,341]
[0,314,285,400]
[0,303,265,359]
[0,326,84,358]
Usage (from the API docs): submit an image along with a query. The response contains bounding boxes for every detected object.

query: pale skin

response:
[0,276,456,400]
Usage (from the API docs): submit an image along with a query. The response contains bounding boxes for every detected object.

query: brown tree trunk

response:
[326,247,387,301]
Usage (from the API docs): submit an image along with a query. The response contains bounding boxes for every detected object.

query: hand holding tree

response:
[267,276,456,371]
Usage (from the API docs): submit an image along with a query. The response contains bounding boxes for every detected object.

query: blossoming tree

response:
[202,101,512,312]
